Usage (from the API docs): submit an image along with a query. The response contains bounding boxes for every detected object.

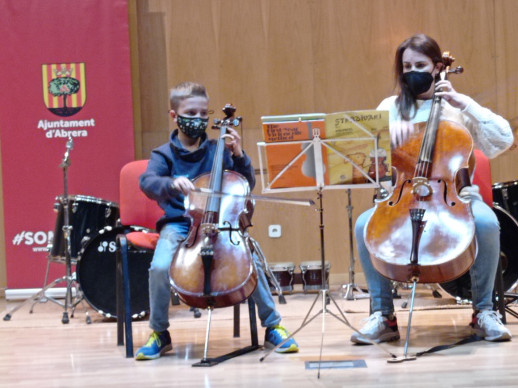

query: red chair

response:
[115,160,162,357]
[472,149,493,206]
[471,149,506,321]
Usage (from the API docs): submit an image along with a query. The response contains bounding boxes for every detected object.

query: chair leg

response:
[233,304,240,338]
[247,298,258,347]
[495,257,506,323]
[116,234,134,358]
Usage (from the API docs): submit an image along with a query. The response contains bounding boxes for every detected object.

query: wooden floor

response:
[2,286,518,388]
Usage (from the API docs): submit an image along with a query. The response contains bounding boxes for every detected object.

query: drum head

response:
[440,205,518,299]
[77,226,152,318]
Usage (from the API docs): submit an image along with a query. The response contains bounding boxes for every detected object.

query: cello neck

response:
[205,124,227,215]
[204,104,241,220]
[416,52,462,177]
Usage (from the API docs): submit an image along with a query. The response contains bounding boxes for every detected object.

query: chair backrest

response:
[119,160,164,230]
[472,149,493,206]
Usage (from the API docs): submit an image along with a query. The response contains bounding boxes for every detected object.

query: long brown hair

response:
[395,34,443,121]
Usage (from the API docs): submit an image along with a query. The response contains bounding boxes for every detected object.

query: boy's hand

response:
[171,176,195,195]
[224,127,243,157]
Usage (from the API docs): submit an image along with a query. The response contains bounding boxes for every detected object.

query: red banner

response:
[0,0,135,289]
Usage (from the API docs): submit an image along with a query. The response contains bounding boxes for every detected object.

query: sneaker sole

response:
[135,344,173,360]
[474,328,512,342]
[351,333,400,345]
[264,341,299,353]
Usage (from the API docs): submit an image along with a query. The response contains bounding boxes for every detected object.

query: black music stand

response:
[257,119,395,376]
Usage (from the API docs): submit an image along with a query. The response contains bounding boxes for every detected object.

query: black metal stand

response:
[341,189,369,300]
[3,137,89,324]
[192,299,259,367]
[260,189,396,377]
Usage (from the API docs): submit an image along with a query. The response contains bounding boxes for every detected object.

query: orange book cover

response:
[262,118,326,143]
[264,142,329,189]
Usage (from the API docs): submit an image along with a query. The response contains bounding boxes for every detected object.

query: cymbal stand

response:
[341,189,368,300]
[260,189,397,377]
[3,137,89,323]
[56,136,89,324]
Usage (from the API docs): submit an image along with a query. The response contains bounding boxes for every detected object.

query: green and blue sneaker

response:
[265,325,299,353]
[135,330,173,360]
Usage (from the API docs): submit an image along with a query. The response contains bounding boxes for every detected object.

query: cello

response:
[169,104,258,309]
[365,53,477,284]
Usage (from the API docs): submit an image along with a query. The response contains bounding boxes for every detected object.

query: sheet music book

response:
[259,110,391,190]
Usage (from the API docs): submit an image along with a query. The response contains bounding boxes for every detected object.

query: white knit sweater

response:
[376,95,513,199]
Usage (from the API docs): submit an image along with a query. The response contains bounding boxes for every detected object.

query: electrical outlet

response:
[268,224,282,238]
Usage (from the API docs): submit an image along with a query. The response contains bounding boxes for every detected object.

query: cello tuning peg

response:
[222,104,236,118]
[448,66,464,74]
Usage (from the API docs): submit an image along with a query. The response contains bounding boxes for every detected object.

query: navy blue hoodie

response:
[139,129,256,231]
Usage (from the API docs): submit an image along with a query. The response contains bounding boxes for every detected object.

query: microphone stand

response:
[59,136,74,323]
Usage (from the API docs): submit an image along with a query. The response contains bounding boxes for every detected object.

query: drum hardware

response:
[248,236,287,304]
[3,136,91,323]
[341,189,369,300]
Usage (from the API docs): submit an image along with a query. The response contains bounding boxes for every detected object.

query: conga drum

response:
[268,262,295,294]
[300,260,330,292]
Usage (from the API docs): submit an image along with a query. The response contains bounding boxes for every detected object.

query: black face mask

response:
[176,115,209,139]
[402,71,434,97]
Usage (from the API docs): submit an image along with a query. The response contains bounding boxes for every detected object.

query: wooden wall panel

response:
[493,0,518,183]
[2,0,518,289]
[130,0,518,285]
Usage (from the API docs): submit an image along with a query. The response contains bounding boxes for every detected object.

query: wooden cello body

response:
[365,54,477,284]
[169,105,257,309]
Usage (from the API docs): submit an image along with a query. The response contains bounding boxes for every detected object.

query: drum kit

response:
[439,181,518,302]
[3,138,153,323]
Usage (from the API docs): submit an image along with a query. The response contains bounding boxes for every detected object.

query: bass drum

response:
[77,226,153,318]
[493,180,518,221]
[49,195,119,262]
[440,205,518,300]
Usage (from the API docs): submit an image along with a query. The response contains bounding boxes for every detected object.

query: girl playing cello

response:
[352,34,513,344]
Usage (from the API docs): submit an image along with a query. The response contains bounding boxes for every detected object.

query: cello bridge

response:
[201,223,219,237]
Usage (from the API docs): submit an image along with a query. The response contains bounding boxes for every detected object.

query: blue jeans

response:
[355,197,500,314]
[148,222,281,332]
